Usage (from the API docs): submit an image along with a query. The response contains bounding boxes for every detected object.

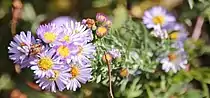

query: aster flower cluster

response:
[8,19,96,92]
[82,13,112,38]
[143,6,188,73]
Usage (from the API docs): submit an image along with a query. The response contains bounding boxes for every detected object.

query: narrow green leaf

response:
[188,0,194,9]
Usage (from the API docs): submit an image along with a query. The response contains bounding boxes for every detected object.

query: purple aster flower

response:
[96,13,108,22]
[8,31,35,63]
[35,69,71,92]
[54,42,78,61]
[171,40,185,49]
[51,16,76,27]
[61,21,93,44]
[57,23,84,44]
[108,48,121,59]
[143,6,176,29]
[70,43,96,65]
[151,25,168,39]
[160,49,188,73]
[36,23,62,45]
[30,48,64,78]
[166,23,188,42]
[165,23,188,49]
[66,64,92,91]
[8,31,44,68]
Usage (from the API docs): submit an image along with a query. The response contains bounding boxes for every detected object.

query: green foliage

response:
[92,0,112,8]
[0,74,14,90]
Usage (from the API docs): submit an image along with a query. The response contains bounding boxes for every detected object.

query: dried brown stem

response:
[11,0,23,36]
[11,22,17,36]
[104,52,114,98]
[192,16,204,40]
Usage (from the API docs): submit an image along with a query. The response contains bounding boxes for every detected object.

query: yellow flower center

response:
[38,57,53,71]
[152,16,165,25]
[57,45,70,58]
[44,32,56,43]
[168,53,177,61]
[96,27,107,37]
[71,66,80,78]
[169,32,179,40]
[63,35,70,42]
[48,70,59,81]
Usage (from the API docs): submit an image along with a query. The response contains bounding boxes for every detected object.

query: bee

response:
[30,43,42,55]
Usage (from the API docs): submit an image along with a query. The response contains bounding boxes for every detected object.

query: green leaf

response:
[190,68,210,84]
[0,74,14,90]
[96,74,101,83]
[202,83,209,98]
[21,3,37,22]
[188,0,194,9]
[183,90,202,98]
[163,83,184,98]
[172,71,193,83]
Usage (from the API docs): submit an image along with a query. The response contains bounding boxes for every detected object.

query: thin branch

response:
[11,0,23,36]
[192,16,204,40]
[104,52,114,98]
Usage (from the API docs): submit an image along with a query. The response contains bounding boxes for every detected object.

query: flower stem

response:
[11,0,23,36]
[192,16,204,40]
[104,52,114,98]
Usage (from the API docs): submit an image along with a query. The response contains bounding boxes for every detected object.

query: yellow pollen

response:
[96,27,107,37]
[38,57,53,71]
[48,70,59,81]
[152,16,165,25]
[170,32,179,40]
[71,66,80,78]
[44,32,56,43]
[168,53,177,61]
[63,35,70,42]
[57,46,70,58]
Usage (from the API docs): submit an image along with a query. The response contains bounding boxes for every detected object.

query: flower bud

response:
[85,18,96,29]
[102,53,112,64]
[105,19,112,28]
[120,68,129,77]
[10,89,21,98]
[96,26,108,37]
[19,93,27,98]
[96,13,107,22]
[92,25,97,31]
